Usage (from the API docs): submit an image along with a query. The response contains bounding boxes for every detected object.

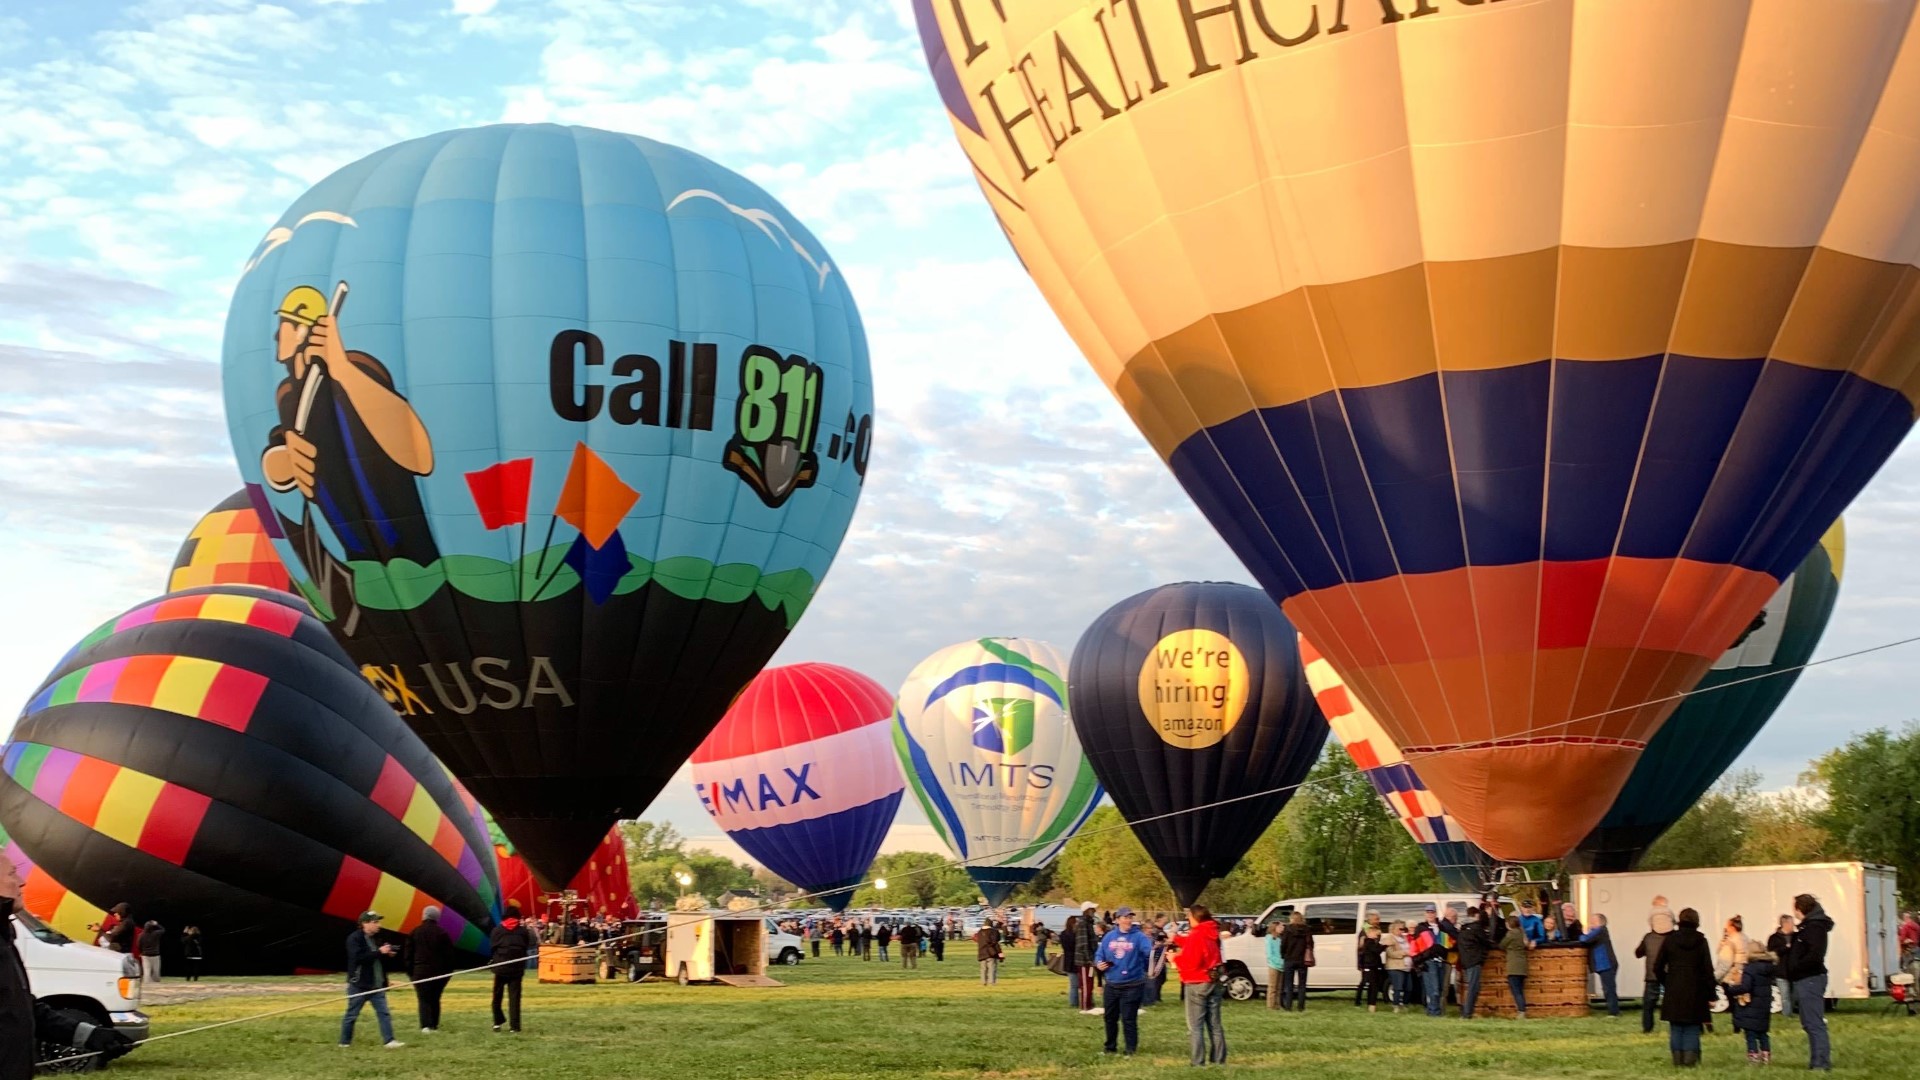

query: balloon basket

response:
[538,945,598,984]
[1477,948,1591,1018]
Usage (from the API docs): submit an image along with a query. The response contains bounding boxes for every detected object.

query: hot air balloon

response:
[1570,520,1846,873]
[0,819,96,943]
[915,1,1920,860]
[690,663,901,911]
[220,124,873,885]
[168,489,292,594]
[489,816,635,919]
[0,585,500,973]
[1067,583,1326,906]
[1299,634,1493,892]
[893,639,1102,903]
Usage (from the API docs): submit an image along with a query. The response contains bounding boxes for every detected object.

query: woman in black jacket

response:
[488,903,540,1033]
[1652,908,1715,1067]
[1279,912,1313,1012]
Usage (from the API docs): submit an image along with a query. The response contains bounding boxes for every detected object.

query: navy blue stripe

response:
[1167,358,1909,595]
[721,792,902,896]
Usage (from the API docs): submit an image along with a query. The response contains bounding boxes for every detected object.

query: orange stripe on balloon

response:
[58,756,118,826]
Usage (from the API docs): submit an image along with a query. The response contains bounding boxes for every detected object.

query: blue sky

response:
[1,0,1916,868]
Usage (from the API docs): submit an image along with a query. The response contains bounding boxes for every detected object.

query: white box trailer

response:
[664,911,782,988]
[1572,862,1898,998]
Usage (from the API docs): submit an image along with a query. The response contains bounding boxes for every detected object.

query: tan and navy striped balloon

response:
[914,0,1920,860]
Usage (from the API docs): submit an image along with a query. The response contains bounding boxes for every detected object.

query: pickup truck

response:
[13,907,149,1050]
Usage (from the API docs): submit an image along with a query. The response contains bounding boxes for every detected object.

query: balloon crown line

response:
[39,626,1916,1068]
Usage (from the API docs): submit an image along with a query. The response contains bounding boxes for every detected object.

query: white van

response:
[12,907,149,1045]
[1217,893,1486,1001]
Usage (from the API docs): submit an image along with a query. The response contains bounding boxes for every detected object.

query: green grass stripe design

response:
[990,755,1101,868]
[975,638,1068,705]
[46,671,86,709]
[8,742,52,790]
[342,548,818,627]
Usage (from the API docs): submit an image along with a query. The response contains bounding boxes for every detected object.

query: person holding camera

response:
[1170,903,1226,1066]
[338,911,404,1049]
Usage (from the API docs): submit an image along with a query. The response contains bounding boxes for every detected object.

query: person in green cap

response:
[339,911,403,1049]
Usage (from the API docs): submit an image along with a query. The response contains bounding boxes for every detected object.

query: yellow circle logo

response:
[1136,629,1248,750]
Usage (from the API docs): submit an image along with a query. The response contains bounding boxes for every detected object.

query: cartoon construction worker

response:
[261,285,439,626]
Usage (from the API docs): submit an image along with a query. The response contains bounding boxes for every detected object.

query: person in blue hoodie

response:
[1579,913,1621,1017]
[1095,907,1154,1057]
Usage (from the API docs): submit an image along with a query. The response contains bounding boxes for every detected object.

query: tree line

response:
[614,723,1920,911]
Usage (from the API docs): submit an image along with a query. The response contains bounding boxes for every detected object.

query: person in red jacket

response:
[1170,904,1227,1067]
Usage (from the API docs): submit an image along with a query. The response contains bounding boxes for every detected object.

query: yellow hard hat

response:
[276,285,329,326]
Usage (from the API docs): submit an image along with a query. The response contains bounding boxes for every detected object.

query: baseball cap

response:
[1114,906,1135,918]
[1080,901,1097,911]
[359,911,384,924]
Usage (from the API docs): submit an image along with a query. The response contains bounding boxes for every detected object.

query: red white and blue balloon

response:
[689,663,901,910]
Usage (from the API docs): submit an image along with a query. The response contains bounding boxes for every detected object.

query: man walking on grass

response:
[339,912,403,1049]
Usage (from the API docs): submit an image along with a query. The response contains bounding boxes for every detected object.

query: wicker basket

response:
[538,945,598,984]
[1477,946,1591,1018]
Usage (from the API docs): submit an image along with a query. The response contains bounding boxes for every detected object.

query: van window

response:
[1369,901,1433,928]
[1303,902,1358,936]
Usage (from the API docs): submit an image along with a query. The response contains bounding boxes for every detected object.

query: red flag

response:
[465,458,534,530]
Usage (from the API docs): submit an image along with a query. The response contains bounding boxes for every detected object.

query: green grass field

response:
[114,956,1906,1077]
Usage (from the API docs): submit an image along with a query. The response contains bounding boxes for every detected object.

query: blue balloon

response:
[220,124,872,885]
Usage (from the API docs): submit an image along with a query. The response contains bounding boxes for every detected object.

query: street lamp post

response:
[675,871,693,897]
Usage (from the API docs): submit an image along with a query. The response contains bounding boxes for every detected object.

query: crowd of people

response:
[7,867,1867,1071]
[77,903,206,986]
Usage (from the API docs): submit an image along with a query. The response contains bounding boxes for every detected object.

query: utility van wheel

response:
[1225,972,1257,1002]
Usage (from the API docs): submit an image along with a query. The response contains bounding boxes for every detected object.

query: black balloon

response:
[0,586,500,973]
[1069,582,1328,907]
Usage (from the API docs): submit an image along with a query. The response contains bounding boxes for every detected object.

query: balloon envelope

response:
[489,815,635,919]
[220,124,872,884]
[1300,635,1492,893]
[1069,583,1327,906]
[691,662,901,911]
[915,0,1920,860]
[1571,520,1845,873]
[893,638,1102,904]
[169,489,292,594]
[0,586,500,972]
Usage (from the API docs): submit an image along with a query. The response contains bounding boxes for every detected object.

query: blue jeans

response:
[1642,981,1663,1033]
[340,986,394,1044]
[1744,1030,1771,1053]
[1069,972,1080,1008]
[1596,966,1620,1015]
[1508,974,1528,1014]
[1035,944,1047,965]
[1460,964,1483,1018]
[1778,978,1795,1017]
[1670,1022,1702,1053]
[1143,969,1162,1006]
[878,944,889,961]
[1423,961,1445,1015]
[1388,969,1409,1006]
[1794,973,1830,1069]
[1280,963,1308,1009]
[1103,981,1145,1053]
[1183,981,1226,1064]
